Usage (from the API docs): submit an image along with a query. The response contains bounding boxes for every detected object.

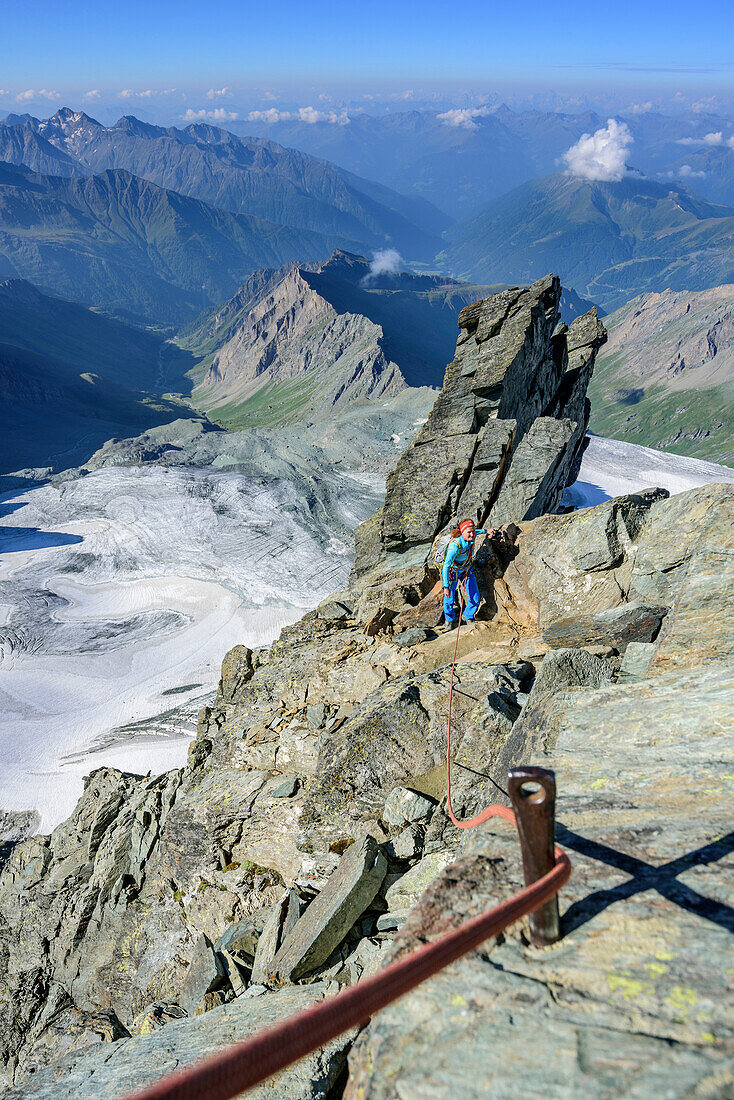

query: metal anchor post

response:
[508,766,560,946]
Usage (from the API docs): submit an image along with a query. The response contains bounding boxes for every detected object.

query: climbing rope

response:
[122,812,570,1100]
[446,579,509,827]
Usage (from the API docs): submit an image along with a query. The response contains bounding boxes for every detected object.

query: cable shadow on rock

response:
[556,823,734,936]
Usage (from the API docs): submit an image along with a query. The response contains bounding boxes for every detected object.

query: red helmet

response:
[459,519,475,537]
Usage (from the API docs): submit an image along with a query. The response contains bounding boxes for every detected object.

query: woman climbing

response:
[442,518,497,630]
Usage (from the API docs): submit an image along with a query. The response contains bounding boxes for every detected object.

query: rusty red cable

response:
[123,812,570,1100]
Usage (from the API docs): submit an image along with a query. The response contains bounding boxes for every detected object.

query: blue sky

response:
[3,0,733,88]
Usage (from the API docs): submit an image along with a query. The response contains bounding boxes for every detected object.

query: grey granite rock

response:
[272,835,387,982]
[531,648,614,696]
[214,917,263,961]
[382,787,435,829]
[393,626,434,647]
[272,777,300,798]
[250,894,290,985]
[489,416,577,526]
[5,985,353,1100]
[542,601,668,650]
[384,851,454,911]
[617,641,656,683]
[179,934,227,1016]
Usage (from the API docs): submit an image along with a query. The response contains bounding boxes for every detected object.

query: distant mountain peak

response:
[40,108,101,135]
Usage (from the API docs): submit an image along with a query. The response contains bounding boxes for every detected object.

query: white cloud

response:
[437,107,491,131]
[83,89,101,100]
[360,249,403,286]
[247,108,290,123]
[0,89,11,97]
[729,136,734,151]
[207,87,230,99]
[120,88,176,99]
[562,118,633,182]
[298,105,349,125]
[246,106,350,125]
[678,164,707,178]
[678,130,724,146]
[182,107,239,122]
[15,88,59,102]
[628,101,654,114]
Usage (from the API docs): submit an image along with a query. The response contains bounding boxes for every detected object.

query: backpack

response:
[433,526,471,571]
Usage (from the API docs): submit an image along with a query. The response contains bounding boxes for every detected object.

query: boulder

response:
[250,894,290,986]
[178,934,227,1017]
[215,918,264,962]
[382,787,435,830]
[542,601,668,650]
[216,644,256,705]
[271,835,387,982]
[618,641,656,683]
[384,851,454,912]
[531,648,614,696]
[393,626,435,647]
[5,985,354,1100]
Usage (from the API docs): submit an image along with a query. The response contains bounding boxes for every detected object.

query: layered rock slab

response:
[346,662,734,1099]
[5,984,353,1100]
[351,274,607,598]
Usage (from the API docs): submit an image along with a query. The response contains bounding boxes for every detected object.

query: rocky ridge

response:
[179,249,507,430]
[1,277,732,1099]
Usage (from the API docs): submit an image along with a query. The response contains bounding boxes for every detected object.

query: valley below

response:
[0,457,386,831]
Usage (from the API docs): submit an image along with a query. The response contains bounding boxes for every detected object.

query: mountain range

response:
[0,109,447,259]
[439,173,734,312]
[238,105,734,216]
[180,250,504,428]
[0,161,355,325]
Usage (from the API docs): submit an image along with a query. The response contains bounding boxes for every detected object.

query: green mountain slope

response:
[0,162,352,325]
[439,174,734,313]
[589,284,734,465]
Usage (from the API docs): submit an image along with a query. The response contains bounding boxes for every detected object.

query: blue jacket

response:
[442,531,486,588]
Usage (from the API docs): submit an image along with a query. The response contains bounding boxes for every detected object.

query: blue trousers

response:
[443,570,480,623]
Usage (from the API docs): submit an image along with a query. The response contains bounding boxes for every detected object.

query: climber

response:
[442,518,497,630]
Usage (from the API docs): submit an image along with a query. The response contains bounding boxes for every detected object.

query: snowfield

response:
[0,464,384,830]
[566,435,734,506]
[1,434,732,833]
